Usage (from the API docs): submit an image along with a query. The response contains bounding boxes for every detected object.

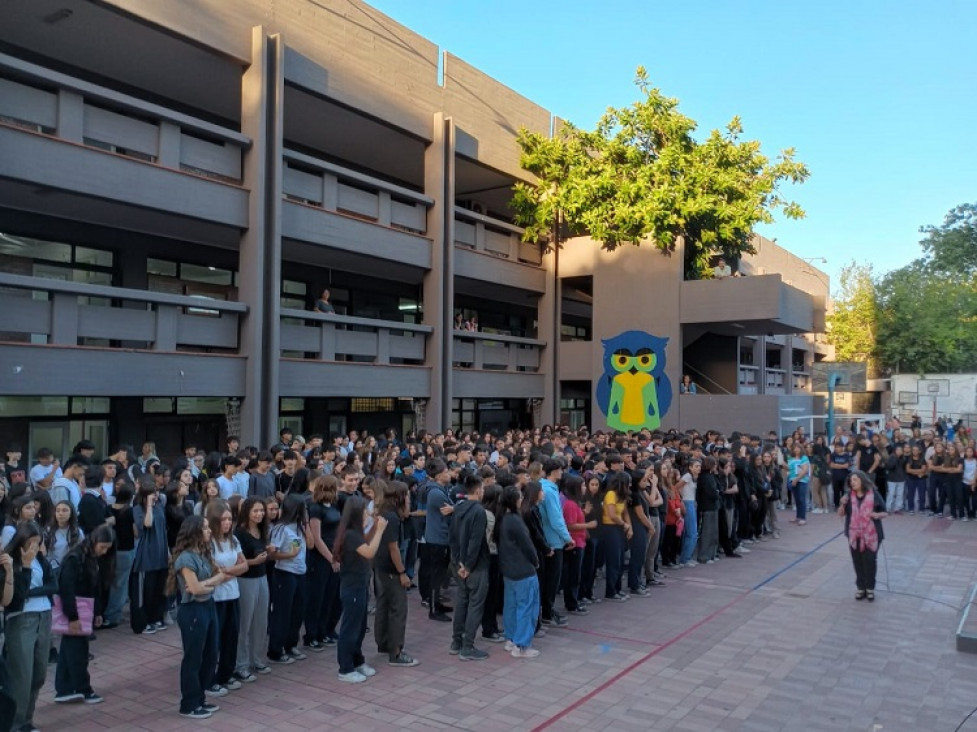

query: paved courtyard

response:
[34,510,977,732]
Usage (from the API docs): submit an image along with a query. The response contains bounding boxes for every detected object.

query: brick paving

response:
[32,510,977,731]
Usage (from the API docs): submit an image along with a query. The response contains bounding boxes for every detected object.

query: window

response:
[351,398,395,413]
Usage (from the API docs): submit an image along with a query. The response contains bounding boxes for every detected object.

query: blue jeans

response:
[177,600,218,714]
[793,482,808,521]
[337,579,368,674]
[680,501,699,564]
[503,574,539,649]
[105,548,135,624]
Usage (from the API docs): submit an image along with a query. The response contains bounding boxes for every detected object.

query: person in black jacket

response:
[448,474,489,661]
[77,466,109,536]
[695,457,720,563]
[54,524,116,704]
[497,486,540,658]
[3,521,57,732]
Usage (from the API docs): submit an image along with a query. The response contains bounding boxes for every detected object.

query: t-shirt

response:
[23,558,52,614]
[271,523,306,575]
[217,475,237,501]
[679,473,697,502]
[132,503,169,571]
[857,446,879,473]
[49,527,83,568]
[211,536,241,601]
[235,528,269,579]
[340,528,371,584]
[249,471,276,499]
[601,490,626,525]
[29,463,61,488]
[309,502,342,548]
[788,456,810,484]
[373,510,402,574]
[174,550,215,603]
[111,505,135,551]
[829,452,852,480]
[562,500,587,548]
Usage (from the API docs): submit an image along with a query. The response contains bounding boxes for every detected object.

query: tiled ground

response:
[33,510,977,731]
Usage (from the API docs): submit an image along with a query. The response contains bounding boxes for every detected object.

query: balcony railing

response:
[0,53,249,183]
[282,150,433,235]
[452,330,544,372]
[454,208,543,266]
[793,371,811,391]
[765,367,787,394]
[279,309,432,365]
[0,274,246,352]
[738,364,759,394]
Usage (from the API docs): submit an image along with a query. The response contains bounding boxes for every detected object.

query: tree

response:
[919,202,977,275]
[511,67,810,277]
[827,263,879,374]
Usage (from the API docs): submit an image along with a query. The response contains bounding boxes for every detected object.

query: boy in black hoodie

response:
[448,474,489,661]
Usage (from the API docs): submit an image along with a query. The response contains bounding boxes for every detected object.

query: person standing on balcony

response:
[314,288,335,314]
[712,257,732,279]
[679,375,697,394]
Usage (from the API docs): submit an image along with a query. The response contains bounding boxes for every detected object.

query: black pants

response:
[718,507,736,556]
[832,478,847,509]
[130,568,168,633]
[661,524,679,565]
[562,546,583,611]
[420,543,449,611]
[304,552,329,644]
[214,599,239,685]
[850,546,878,591]
[947,477,965,519]
[481,554,503,635]
[541,549,563,621]
[54,634,92,696]
[374,570,408,659]
[580,536,599,600]
[268,570,305,659]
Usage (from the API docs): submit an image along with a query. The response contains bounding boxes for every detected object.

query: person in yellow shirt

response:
[598,470,632,602]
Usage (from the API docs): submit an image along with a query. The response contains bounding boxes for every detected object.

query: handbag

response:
[676,518,685,537]
[51,595,94,636]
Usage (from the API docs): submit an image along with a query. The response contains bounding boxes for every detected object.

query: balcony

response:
[278,310,432,398]
[793,371,812,392]
[452,331,546,399]
[453,208,546,293]
[0,274,247,396]
[281,150,433,268]
[0,53,249,228]
[680,274,824,336]
[765,367,787,395]
[738,365,760,395]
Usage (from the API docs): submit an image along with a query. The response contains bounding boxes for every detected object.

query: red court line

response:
[530,589,752,731]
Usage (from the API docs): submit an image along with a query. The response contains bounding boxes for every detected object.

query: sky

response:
[368,0,977,291]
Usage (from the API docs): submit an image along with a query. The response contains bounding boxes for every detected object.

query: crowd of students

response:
[0,418,965,727]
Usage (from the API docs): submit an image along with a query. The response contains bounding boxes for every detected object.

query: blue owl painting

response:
[595,331,672,432]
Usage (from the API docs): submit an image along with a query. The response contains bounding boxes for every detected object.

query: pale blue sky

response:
[370,0,977,290]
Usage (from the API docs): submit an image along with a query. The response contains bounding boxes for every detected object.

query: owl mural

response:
[595,331,672,432]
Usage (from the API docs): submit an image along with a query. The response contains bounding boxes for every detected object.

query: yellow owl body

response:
[613,371,653,426]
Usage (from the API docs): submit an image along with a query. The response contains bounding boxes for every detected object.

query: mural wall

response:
[595,330,673,431]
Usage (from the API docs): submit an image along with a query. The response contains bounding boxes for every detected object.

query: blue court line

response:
[752,530,844,591]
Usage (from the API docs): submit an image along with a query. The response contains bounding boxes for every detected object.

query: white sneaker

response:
[737,546,751,554]
[503,640,515,652]
[511,647,540,658]
[338,671,367,683]
[355,664,377,678]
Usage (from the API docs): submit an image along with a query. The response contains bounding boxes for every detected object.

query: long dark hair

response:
[333,496,366,563]
[72,524,117,584]
[5,520,43,565]
[560,474,584,504]
[520,481,543,521]
[277,493,308,530]
[46,500,82,555]
[236,497,269,543]
[205,499,234,544]
[493,485,522,545]
[377,480,408,518]
[166,516,216,596]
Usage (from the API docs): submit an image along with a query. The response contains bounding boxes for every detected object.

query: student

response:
[579,473,603,602]
[373,481,418,667]
[29,447,61,491]
[599,472,632,596]
[248,453,276,499]
[787,444,810,525]
[536,459,572,627]
[131,477,169,635]
[4,521,57,732]
[216,457,242,501]
[168,516,230,720]
[419,459,454,622]
[448,474,490,660]
[267,494,312,664]
[104,484,135,629]
[839,471,887,601]
[53,524,115,705]
[479,483,505,642]
[559,474,592,614]
[204,501,248,696]
[497,486,540,658]
[677,461,700,566]
[45,500,84,571]
[304,475,342,651]
[194,479,221,517]
[77,466,110,536]
[626,469,654,592]
[233,497,273,681]
[333,497,387,683]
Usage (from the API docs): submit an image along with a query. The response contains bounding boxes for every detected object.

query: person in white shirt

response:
[216,457,242,501]
[50,456,87,508]
[29,448,61,490]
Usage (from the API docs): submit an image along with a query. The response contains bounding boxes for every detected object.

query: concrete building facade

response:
[0,0,828,459]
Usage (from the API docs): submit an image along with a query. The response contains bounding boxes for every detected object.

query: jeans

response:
[831,477,847,509]
[540,550,563,621]
[503,574,539,650]
[105,548,134,624]
[947,477,965,519]
[55,633,93,696]
[628,523,648,591]
[374,570,408,659]
[177,601,218,714]
[236,576,269,674]
[561,546,583,611]
[6,610,52,729]
[696,510,718,563]
[928,476,946,514]
[214,599,239,685]
[906,477,927,512]
[600,524,626,596]
[792,482,808,521]
[268,569,306,659]
[337,579,368,674]
[679,501,699,564]
[886,481,905,513]
[451,565,489,650]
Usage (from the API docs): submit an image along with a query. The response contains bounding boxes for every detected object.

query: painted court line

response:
[530,531,844,731]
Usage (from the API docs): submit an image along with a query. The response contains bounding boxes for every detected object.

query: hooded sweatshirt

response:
[449,497,488,573]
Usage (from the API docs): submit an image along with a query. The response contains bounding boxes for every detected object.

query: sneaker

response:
[323,636,338,647]
[569,607,590,616]
[180,706,213,720]
[288,649,308,661]
[608,593,628,602]
[541,617,553,626]
[153,621,168,631]
[223,678,242,691]
[449,640,462,655]
[551,614,569,627]
[355,663,377,678]
[684,560,699,568]
[253,665,272,674]
[233,671,257,683]
[737,546,751,554]
[705,559,716,564]
[99,621,119,630]
[630,587,650,597]
[504,640,516,652]
[338,671,367,683]
[482,631,506,643]
[82,691,103,704]
[388,652,419,667]
[205,684,228,697]
[459,647,489,661]
[649,578,666,585]
[534,628,547,638]
[511,647,541,658]
[268,654,295,665]
[200,703,220,713]
[428,611,452,623]
[140,625,156,636]
[866,590,875,602]
[303,640,325,652]
[54,692,85,703]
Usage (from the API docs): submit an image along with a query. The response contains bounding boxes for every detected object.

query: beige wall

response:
[741,235,830,302]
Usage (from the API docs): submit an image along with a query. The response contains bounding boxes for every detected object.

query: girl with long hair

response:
[333,496,387,682]
[626,470,653,593]
[579,473,602,603]
[373,481,417,667]
[304,475,343,651]
[205,501,248,695]
[838,471,887,601]
[267,494,312,664]
[677,460,701,566]
[496,485,540,658]
[480,482,505,641]
[104,483,135,629]
[131,477,169,635]
[1,493,38,546]
[559,474,592,614]
[168,516,229,720]
[193,478,221,517]
[165,479,194,550]
[600,472,633,596]
[944,442,965,520]
[53,524,115,705]
[233,497,273,681]
[661,471,685,567]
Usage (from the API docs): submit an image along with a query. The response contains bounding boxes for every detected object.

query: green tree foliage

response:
[828,263,879,372]
[919,203,977,275]
[512,67,809,278]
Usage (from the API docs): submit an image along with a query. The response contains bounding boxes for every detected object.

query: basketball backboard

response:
[812,362,867,393]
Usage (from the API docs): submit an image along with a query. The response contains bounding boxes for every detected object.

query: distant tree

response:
[511,67,809,278]
[827,263,879,373]
[919,202,977,275]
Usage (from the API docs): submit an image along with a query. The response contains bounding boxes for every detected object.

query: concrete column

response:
[422,113,455,432]
[539,243,558,426]
[238,27,284,448]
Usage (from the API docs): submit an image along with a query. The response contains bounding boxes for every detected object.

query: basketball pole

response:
[826,372,841,439]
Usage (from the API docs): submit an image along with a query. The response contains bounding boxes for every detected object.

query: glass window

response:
[176,397,226,415]
[71,397,110,414]
[0,396,69,417]
[143,397,175,413]
[74,247,114,267]
[182,264,232,287]
[282,280,307,296]
[280,398,305,412]
[147,258,178,277]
